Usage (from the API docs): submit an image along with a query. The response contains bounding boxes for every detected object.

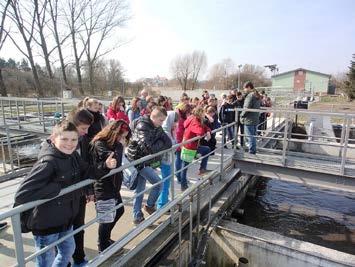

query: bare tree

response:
[207,58,236,90]
[7,0,44,96]
[0,0,11,96]
[79,0,129,94]
[170,50,207,91]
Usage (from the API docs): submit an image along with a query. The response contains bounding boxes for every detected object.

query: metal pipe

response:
[220,128,225,181]
[22,100,26,120]
[5,126,14,171]
[178,202,182,267]
[196,186,201,245]
[11,214,26,267]
[281,115,289,166]
[1,139,6,172]
[340,117,350,175]
[189,194,193,261]
[16,100,20,129]
[208,177,213,224]
[1,99,5,124]
[41,101,46,132]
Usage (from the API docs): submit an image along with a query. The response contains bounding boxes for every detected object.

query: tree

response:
[344,54,355,100]
[0,0,10,96]
[207,58,236,90]
[8,0,44,96]
[170,50,207,91]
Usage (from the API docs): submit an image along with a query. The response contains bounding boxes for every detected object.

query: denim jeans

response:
[244,125,257,154]
[181,146,211,188]
[157,163,171,209]
[175,150,182,183]
[133,166,162,220]
[223,124,235,144]
[33,227,75,267]
[236,122,244,146]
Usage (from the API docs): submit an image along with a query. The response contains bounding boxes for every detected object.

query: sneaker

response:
[143,204,156,215]
[73,259,88,267]
[0,222,8,231]
[181,184,188,191]
[133,217,145,226]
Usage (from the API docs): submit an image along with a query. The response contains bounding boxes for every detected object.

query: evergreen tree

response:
[344,54,355,100]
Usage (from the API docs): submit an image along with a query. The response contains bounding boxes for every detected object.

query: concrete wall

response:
[207,221,355,267]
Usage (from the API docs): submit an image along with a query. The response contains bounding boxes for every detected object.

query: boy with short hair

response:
[127,107,172,225]
[14,120,117,267]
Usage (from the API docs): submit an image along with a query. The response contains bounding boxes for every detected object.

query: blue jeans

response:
[133,166,162,220]
[33,227,75,267]
[181,146,211,188]
[223,124,235,144]
[157,163,171,209]
[175,150,182,183]
[244,125,257,154]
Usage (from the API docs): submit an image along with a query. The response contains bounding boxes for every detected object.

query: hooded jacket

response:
[240,92,261,126]
[183,115,210,150]
[126,115,172,168]
[13,140,109,235]
[106,106,130,124]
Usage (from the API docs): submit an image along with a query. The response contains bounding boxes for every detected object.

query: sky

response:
[1,0,355,81]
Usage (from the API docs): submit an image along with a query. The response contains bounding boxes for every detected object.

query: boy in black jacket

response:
[14,120,117,267]
[234,92,245,148]
[219,94,236,148]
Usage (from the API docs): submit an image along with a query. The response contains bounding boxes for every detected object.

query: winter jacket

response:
[127,116,172,168]
[200,115,217,154]
[219,102,236,124]
[183,115,210,150]
[106,107,129,124]
[126,107,141,123]
[91,140,123,201]
[87,110,106,140]
[240,92,261,126]
[13,140,109,235]
[161,111,177,164]
[175,108,188,151]
[233,98,245,123]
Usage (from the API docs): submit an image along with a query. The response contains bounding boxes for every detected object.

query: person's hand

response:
[86,194,95,203]
[105,152,117,169]
[205,132,211,141]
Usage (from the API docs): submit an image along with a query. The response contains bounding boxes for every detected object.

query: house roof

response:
[271,68,331,78]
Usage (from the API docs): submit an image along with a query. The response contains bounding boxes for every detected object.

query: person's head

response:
[180,95,190,105]
[192,97,200,106]
[192,106,205,122]
[221,93,227,100]
[157,95,167,107]
[141,89,148,98]
[145,101,157,115]
[92,120,131,148]
[112,96,126,112]
[205,106,216,117]
[202,90,209,99]
[50,120,79,155]
[243,81,254,93]
[146,95,153,103]
[84,98,100,112]
[150,106,167,127]
[236,91,243,100]
[131,97,141,111]
[230,90,236,96]
[227,94,235,103]
[208,97,218,107]
[67,108,94,136]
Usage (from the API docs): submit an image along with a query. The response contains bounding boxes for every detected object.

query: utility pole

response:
[238,64,242,90]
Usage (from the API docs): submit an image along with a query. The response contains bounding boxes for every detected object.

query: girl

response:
[83,98,106,140]
[106,96,129,123]
[91,120,131,252]
[126,97,141,123]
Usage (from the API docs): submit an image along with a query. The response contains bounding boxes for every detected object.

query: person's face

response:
[76,123,90,136]
[244,87,250,93]
[88,102,100,112]
[152,115,166,127]
[51,131,78,155]
[118,102,125,111]
[237,95,243,101]
[116,130,129,142]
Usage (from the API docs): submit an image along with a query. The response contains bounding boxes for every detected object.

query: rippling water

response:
[238,178,355,255]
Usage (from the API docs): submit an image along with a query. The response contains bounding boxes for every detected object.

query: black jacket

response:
[233,98,245,123]
[87,110,106,140]
[13,140,109,235]
[127,116,172,168]
[219,102,235,124]
[91,140,123,201]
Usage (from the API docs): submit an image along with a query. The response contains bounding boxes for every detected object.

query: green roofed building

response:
[271,68,331,94]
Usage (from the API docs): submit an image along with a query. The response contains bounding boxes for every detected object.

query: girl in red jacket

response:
[106,96,129,124]
[180,106,211,191]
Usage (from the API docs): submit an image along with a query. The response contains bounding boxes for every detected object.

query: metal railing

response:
[0,120,240,267]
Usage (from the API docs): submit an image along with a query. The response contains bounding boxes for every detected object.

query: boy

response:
[14,120,117,267]
[127,107,172,225]
[219,94,236,148]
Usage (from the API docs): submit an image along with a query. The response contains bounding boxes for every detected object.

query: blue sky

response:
[117,0,355,80]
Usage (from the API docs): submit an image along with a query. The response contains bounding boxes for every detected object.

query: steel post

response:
[16,100,21,129]
[1,99,5,124]
[41,101,46,132]
[5,126,14,171]
[11,214,26,267]
[220,128,225,181]
[340,117,350,175]
[178,202,182,267]
[281,115,289,166]
[189,194,193,261]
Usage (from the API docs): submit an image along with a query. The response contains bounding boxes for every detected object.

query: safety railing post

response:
[272,111,275,130]
[16,100,21,129]
[1,139,6,172]
[41,101,46,132]
[169,149,176,225]
[1,99,5,124]
[5,126,14,171]
[340,116,350,175]
[220,127,225,181]
[22,100,26,121]
[189,194,193,261]
[178,202,182,267]
[9,100,13,119]
[208,177,213,224]
[281,114,289,166]
[339,116,347,158]
[196,186,201,246]
[61,101,65,119]
[11,213,26,267]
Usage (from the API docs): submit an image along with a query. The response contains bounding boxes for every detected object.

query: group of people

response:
[12,82,269,267]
